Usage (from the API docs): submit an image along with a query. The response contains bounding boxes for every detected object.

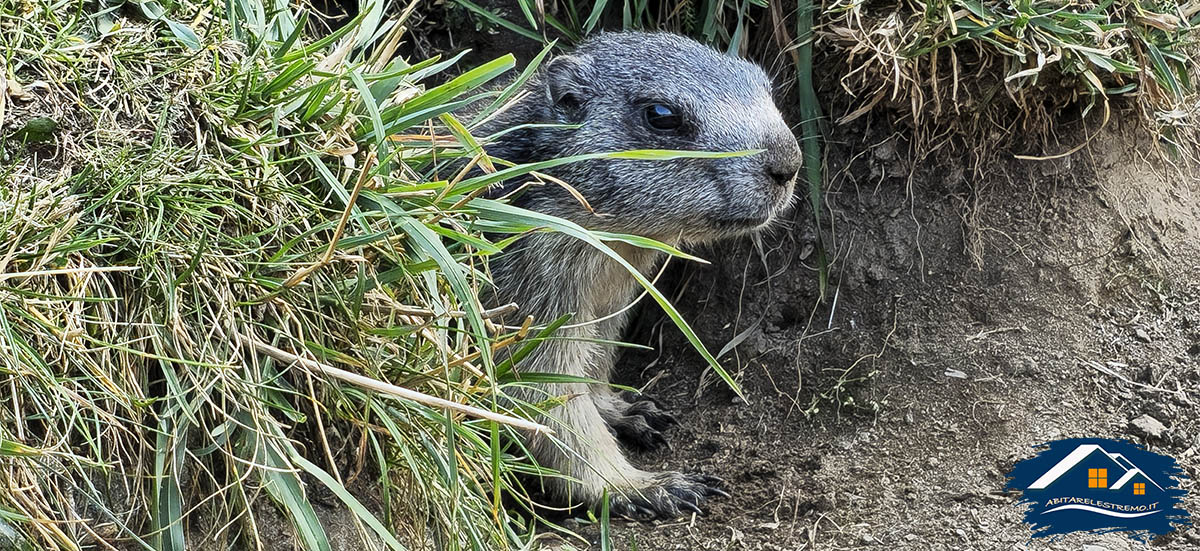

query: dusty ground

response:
[547,113,1200,550]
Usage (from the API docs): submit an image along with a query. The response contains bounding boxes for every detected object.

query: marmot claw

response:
[604,397,677,451]
[610,413,671,452]
[609,472,728,520]
[625,398,677,431]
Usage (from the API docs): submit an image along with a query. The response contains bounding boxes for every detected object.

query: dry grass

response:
[822,2,1199,164]
[2,2,554,549]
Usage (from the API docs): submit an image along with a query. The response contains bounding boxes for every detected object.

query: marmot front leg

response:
[524,381,724,520]
[589,316,676,452]
[593,387,677,452]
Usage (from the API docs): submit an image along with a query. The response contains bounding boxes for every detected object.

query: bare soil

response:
[552,112,1200,550]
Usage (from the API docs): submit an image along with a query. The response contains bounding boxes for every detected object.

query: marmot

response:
[476,32,801,519]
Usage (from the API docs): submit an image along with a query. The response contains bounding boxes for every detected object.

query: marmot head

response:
[489,31,802,243]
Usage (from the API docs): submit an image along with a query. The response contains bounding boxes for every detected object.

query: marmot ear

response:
[542,54,593,119]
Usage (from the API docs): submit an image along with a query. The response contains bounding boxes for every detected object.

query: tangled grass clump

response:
[1,2,529,548]
[0,0,733,548]
[823,1,1198,157]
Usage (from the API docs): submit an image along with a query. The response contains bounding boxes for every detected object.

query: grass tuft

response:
[1,1,744,548]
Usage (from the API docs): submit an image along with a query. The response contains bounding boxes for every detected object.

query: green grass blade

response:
[249,422,332,551]
[455,0,544,43]
[292,455,408,551]
[583,0,610,34]
[795,0,827,300]
[152,407,186,551]
[450,148,761,196]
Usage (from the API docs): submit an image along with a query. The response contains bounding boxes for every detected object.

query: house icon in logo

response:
[1028,443,1164,499]
[1005,437,1191,540]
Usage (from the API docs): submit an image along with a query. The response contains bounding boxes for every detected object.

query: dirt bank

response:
[581,112,1200,550]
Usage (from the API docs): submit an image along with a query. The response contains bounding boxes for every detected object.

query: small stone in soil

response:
[1129,414,1167,439]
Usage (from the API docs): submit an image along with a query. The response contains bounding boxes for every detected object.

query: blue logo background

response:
[1006,438,1190,541]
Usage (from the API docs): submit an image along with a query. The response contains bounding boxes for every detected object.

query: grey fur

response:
[477,31,801,519]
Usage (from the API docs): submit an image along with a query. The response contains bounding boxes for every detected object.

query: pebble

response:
[1134,328,1152,343]
[1129,414,1167,439]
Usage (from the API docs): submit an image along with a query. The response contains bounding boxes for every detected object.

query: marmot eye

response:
[644,104,683,131]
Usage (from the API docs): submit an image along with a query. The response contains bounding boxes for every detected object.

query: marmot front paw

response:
[620,392,677,430]
[605,394,678,452]
[609,472,728,520]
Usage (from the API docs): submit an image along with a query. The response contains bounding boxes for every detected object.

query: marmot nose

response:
[767,156,801,187]
[764,134,802,187]
[769,165,798,187]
